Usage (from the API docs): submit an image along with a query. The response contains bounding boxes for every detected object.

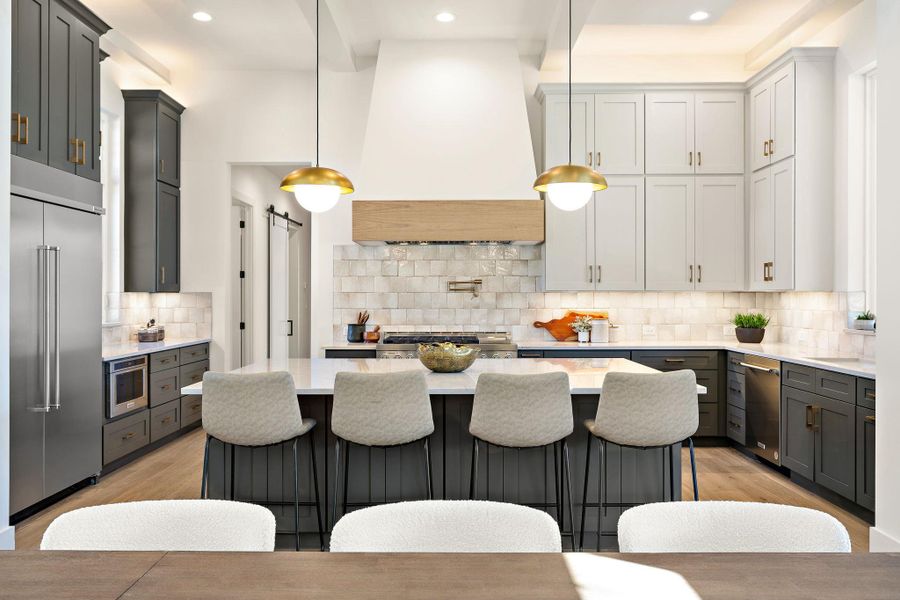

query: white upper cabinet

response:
[645,177,695,290]
[645,93,695,174]
[749,159,794,290]
[543,94,596,291]
[694,177,744,290]
[750,62,795,172]
[594,176,645,290]
[694,93,744,174]
[594,94,644,175]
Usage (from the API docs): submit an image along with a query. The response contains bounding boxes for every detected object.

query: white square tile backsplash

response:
[332,245,874,359]
[102,292,213,345]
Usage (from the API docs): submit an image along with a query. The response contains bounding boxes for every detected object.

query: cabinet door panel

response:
[694,92,744,174]
[770,63,795,164]
[48,0,76,173]
[695,176,743,290]
[770,159,794,289]
[748,168,773,290]
[856,407,875,511]
[158,104,180,186]
[749,82,771,172]
[814,395,855,501]
[645,177,694,290]
[156,183,180,292]
[544,94,594,291]
[594,176,644,290]
[645,93,694,174]
[594,93,643,174]
[781,387,815,480]
[73,19,100,181]
[12,0,50,162]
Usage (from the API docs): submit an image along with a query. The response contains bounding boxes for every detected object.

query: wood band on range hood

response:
[352,200,545,245]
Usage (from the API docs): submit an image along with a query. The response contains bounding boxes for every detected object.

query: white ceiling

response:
[84,0,853,74]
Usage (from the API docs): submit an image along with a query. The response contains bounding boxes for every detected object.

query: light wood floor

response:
[14,429,871,551]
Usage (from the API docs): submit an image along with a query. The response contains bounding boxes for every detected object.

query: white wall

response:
[871,0,900,552]
[807,0,876,292]
[1,0,13,550]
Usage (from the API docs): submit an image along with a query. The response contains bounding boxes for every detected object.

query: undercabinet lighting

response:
[192,11,213,22]
[435,12,455,23]
[689,10,709,21]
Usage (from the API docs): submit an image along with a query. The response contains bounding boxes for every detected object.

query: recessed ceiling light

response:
[689,10,710,21]
[435,12,455,23]
[192,11,213,22]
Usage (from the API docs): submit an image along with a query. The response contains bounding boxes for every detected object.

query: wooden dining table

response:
[1,551,898,599]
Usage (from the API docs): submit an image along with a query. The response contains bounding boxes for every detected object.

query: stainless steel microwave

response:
[106,355,148,419]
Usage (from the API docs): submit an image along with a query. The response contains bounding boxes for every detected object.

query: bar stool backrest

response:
[592,371,698,447]
[470,372,573,447]
[202,371,303,446]
[332,371,434,446]
[40,500,276,551]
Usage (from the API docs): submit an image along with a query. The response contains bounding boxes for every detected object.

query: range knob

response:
[490,352,501,359]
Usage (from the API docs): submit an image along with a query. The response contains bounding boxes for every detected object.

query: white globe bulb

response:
[292,184,342,213]
[546,182,594,211]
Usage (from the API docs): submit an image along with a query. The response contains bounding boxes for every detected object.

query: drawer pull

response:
[865,415,875,424]
[865,391,876,400]
[728,386,741,394]
[805,405,814,429]
[161,416,173,424]
[122,431,136,441]
[161,384,171,391]
[664,358,686,364]
[192,405,201,412]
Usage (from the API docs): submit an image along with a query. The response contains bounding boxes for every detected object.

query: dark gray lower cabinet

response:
[781,387,816,479]
[150,400,180,443]
[856,407,875,511]
[726,404,746,445]
[181,396,203,428]
[814,395,855,500]
[103,410,150,465]
[204,394,680,550]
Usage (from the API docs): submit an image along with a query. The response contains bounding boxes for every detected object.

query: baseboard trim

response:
[0,525,15,550]
[870,527,900,552]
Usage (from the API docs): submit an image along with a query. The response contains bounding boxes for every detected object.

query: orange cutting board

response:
[533,311,608,341]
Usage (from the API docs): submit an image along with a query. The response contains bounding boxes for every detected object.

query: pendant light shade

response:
[534,0,605,212]
[281,0,353,212]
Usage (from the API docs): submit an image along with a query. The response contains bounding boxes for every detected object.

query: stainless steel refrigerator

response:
[9,168,103,516]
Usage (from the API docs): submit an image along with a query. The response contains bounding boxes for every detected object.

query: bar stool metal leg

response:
[292,438,301,551]
[689,437,699,500]
[423,438,434,500]
[668,444,675,501]
[469,437,479,500]
[341,438,350,518]
[308,434,325,551]
[596,439,606,552]
[562,439,576,551]
[332,438,342,529]
[229,444,236,501]
[553,442,561,531]
[201,434,211,499]
[579,430,592,551]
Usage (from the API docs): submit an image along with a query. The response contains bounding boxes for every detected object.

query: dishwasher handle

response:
[739,361,780,376]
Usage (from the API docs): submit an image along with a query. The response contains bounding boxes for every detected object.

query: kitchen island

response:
[183,358,706,549]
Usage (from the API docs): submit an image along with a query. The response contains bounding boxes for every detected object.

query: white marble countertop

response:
[103,337,211,361]
[322,339,876,378]
[181,357,707,396]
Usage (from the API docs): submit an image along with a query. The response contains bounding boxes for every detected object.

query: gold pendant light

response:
[533,0,606,211]
[280,0,354,213]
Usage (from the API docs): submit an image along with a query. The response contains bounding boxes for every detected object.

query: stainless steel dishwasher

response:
[742,355,782,465]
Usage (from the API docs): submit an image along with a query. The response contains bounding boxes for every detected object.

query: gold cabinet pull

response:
[21,115,29,145]
[769,138,774,154]
[78,139,87,165]
[865,415,875,423]
[697,264,702,283]
[160,266,166,284]
[122,431,136,441]
[588,265,593,283]
[763,261,774,282]
[697,151,701,166]
[11,112,21,143]
[69,138,80,163]
[162,416,173,424]
[805,405,814,429]
[689,264,693,283]
[763,140,769,156]
[688,151,693,166]
[586,152,592,167]
[160,158,165,174]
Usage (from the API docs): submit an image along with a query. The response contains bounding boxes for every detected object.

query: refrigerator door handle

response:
[34,245,52,412]
[50,246,61,410]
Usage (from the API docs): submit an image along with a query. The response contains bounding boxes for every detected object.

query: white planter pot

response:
[577,331,590,343]
[854,320,876,331]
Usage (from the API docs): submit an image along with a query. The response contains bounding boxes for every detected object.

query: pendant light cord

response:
[315,0,320,167]
[567,0,572,165]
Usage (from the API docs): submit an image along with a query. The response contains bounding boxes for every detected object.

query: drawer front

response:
[631,350,719,371]
[782,363,816,392]
[726,370,746,410]
[726,404,746,446]
[696,404,719,437]
[149,367,180,408]
[179,360,209,389]
[815,369,856,404]
[325,349,378,359]
[517,350,544,358]
[150,400,181,443]
[150,349,180,373]
[180,343,210,365]
[181,396,203,427]
[857,378,876,409]
[542,350,632,359]
[103,410,150,464]
[726,352,745,374]
[694,369,719,405]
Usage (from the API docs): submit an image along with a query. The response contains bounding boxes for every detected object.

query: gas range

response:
[376,331,517,359]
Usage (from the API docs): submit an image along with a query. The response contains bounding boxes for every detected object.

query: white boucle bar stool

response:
[617,501,851,552]
[468,372,576,548]
[580,370,700,551]
[330,500,562,552]
[200,371,324,551]
[331,371,435,526]
[40,500,276,551]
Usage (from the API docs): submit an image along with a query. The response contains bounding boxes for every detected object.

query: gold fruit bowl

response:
[417,342,479,373]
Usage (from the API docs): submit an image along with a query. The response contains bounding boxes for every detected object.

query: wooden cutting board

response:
[533,311,608,341]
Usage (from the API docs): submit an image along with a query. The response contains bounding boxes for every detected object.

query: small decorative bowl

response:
[417,342,479,373]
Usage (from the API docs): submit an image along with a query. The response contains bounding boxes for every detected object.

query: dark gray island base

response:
[203,394,681,550]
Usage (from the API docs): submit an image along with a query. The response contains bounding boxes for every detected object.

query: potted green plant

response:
[855,311,876,331]
[571,315,594,343]
[732,313,770,344]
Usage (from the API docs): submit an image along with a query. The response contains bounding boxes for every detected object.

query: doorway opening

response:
[268,206,310,359]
